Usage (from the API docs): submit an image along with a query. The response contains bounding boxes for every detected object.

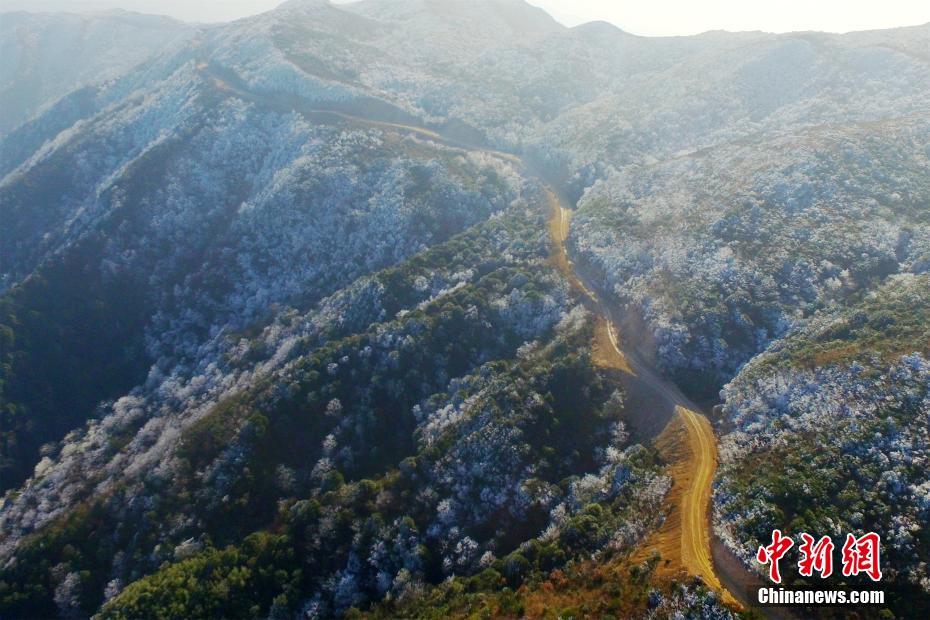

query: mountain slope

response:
[0,10,192,135]
[715,273,930,618]
[570,116,930,398]
[0,57,525,493]
[1,1,930,617]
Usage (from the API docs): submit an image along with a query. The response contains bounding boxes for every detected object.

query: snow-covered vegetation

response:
[2,0,930,617]
[1,194,669,617]
[715,274,930,615]
[570,119,930,396]
[0,78,524,494]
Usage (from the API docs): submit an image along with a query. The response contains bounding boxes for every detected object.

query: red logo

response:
[757,529,794,584]
[756,531,882,583]
[798,533,834,578]
[841,532,883,582]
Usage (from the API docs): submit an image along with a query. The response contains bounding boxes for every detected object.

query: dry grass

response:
[631,409,741,608]
[542,174,741,612]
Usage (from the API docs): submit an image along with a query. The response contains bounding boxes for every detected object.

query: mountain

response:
[0,9,192,135]
[1,1,929,618]
[716,273,930,613]
[569,115,930,396]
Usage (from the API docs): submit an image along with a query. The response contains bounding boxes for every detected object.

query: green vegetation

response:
[716,273,930,619]
[98,534,300,620]
[0,238,150,492]
[2,196,649,618]
[94,315,661,618]
[762,274,930,372]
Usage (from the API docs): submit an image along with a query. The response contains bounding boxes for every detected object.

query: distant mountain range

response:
[0,9,193,134]
[1,1,928,618]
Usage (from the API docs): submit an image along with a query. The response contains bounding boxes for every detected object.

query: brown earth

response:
[543,187,740,609]
[199,64,744,610]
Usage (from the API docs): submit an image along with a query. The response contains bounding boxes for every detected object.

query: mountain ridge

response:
[1,4,929,618]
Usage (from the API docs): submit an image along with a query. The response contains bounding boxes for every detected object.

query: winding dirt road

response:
[544,192,738,607]
[200,62,739,608]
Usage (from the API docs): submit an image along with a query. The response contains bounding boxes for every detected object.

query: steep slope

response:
[352,181,736,618]
[715,273,930,616]
[2,1,930,617]
[0,10,192,135]
[0,8,670,616]
[570,117,930,398]
[0,135,671,618]
[0,58,525,493]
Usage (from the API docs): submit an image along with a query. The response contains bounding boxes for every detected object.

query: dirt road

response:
[678,407,725,594]
[541,190,738,606]
[200,63,739,607]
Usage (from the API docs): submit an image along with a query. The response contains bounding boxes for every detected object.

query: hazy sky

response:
[1,0,928,36]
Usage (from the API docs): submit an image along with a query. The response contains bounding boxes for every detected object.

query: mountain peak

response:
[345,0,563,46]
[574,20,628,35]
[277,0,330,7]
[571,20,632,40]
[274,0,333,16]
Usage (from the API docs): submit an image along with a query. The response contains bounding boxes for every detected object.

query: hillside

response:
[569,117,930,397]
[0,10,192,135]
[715,273,930,618]
[1,1,929,618]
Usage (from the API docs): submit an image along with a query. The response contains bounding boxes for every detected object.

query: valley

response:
[206,67,733,598]
[544,176,740,608]
[2,2,929,617]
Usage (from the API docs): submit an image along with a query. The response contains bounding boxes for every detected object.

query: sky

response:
[1,0,929,36]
